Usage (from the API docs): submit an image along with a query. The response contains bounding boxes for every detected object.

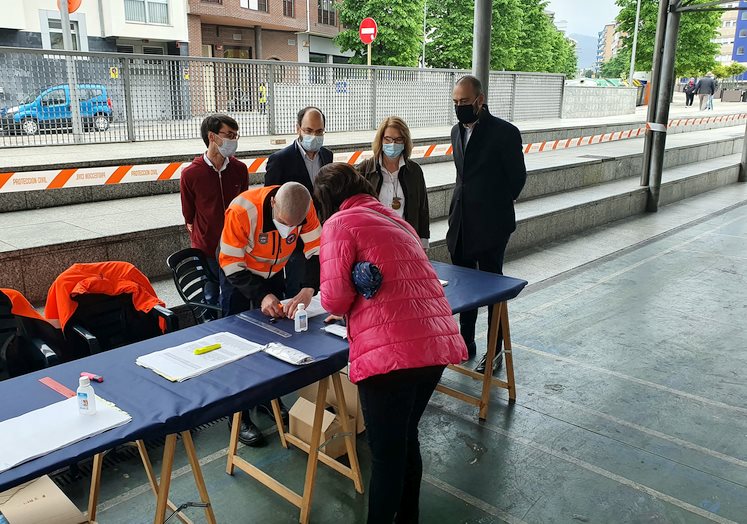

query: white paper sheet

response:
[135,332,263,382]
[0,397,131,474]
[439,279,448,287]
[280,294,327,318]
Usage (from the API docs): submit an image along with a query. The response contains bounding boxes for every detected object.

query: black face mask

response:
[455,101,480,124]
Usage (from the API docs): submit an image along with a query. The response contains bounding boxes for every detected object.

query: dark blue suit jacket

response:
[264,141,333,194]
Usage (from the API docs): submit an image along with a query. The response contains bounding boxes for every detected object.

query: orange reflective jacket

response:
[218,185,321,280]
[0,288,46,322]
[45,262,165,330]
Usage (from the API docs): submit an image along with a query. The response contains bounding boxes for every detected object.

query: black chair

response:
[65,293,177,359]
[0,290,61,379]
[167,248,222,324]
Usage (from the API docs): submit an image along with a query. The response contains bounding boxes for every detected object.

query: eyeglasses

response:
[382,136,405,144]
[300,128,324,136]
[217,131,240,140]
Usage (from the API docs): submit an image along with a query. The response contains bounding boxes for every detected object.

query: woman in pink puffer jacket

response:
[315,163,467,524]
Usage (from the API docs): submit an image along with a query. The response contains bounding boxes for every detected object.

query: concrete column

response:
[255,26,263,60]
[472,0,492,97]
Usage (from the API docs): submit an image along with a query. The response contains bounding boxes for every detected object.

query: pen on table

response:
[194,343,221,355]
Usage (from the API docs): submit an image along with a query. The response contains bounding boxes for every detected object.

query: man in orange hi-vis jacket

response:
[218,181,321,446]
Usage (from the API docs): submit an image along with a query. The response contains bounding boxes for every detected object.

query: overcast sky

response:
[545,0,620,36]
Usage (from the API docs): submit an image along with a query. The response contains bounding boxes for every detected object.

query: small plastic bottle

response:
[77,376,97,415]
[294,303,308,333]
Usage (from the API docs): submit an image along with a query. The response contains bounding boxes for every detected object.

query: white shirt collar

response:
[296,139,320,162]
[379,155,405,176]
[203,153,229,173]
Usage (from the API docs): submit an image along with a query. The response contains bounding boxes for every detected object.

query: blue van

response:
[0,84,113,135]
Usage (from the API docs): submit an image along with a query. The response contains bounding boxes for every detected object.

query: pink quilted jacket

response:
[320,194,467,383]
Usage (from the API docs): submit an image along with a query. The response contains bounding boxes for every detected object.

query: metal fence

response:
[0,47,565,148]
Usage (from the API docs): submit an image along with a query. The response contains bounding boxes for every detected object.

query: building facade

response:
[596,23,620,71]
[186,0,352,63]
[0,0,189,55]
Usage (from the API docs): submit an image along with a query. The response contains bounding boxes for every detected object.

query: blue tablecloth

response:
[0,263,526,492]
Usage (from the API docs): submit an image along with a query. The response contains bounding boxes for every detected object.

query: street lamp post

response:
[629,0,642,84]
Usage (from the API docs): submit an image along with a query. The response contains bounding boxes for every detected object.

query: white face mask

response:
[217,136,238,158]
[273,219,295,239]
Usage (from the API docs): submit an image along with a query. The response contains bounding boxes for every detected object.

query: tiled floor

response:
[57,186,747,523]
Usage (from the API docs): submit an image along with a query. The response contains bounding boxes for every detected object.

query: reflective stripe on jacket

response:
[218,185,321,281]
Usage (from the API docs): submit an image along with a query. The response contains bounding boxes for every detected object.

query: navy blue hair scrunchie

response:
[352,262,382,299]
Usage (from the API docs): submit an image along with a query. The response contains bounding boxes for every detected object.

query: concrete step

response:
[425,155,743,263]
[1,154,741,305]
[2,124,744,214]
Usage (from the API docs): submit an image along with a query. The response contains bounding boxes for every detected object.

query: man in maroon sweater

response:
[180,114,249,308]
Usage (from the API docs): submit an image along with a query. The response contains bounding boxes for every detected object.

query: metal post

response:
[367,43,372,67]
[59,0,83,142]
[510,74,518,121]
[740,121,747,182]
[647,1,681,212]
[122,57,135,142]
[472,0,492,98]
[267,63,276,135]
[370,67,377,130]
[447,71,455,126]
[254,26,263,60]
[641,0,669,187]
[628,0,642,85]
[422,0,427,68]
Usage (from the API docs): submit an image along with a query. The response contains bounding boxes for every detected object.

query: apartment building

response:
[186,0,353,63]
[0,0,189,55]
[596,23,619,71]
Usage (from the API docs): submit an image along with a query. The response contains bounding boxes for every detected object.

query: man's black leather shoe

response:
[474,350,503,375]
[228,416,266,447]
[258,399,289,426]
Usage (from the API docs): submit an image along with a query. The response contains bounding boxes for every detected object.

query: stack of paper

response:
[280,294,327,318]
[0,397,131,474]
[135,332,263,382]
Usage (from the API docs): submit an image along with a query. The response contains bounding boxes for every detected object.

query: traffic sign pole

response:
[59,0,83,142]
[367,43,371,67]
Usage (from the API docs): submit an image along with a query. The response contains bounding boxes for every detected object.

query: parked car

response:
[0,84,113,135]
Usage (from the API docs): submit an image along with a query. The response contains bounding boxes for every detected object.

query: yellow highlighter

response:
[194,343,222,355]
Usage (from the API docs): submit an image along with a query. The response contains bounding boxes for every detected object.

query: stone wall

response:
[562,86,638,118]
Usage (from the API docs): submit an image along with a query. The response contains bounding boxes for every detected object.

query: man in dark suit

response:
[447,75,527,375]
[264,106,333,296]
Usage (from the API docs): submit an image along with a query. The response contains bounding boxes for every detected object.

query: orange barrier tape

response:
[1,113,746,193]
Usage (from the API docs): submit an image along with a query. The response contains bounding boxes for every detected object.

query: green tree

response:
[600,52,629,78]
[335,0,426,67]
[425,0,576,75]
[425,0,523,70]
[726,62,746,77]
[614,0,720,77]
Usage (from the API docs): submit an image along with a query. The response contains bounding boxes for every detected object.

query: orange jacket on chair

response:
[45,262,165,330]
[0,288,47,322]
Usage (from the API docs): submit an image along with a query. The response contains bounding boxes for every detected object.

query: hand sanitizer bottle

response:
[77,376,97,415]
[295,303,308,332]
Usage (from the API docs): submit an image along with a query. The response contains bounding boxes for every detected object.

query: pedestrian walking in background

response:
[695,73,716,111]
[684,78,696,107]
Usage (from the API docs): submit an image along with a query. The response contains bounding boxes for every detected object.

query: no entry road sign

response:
[359,18,378,45]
